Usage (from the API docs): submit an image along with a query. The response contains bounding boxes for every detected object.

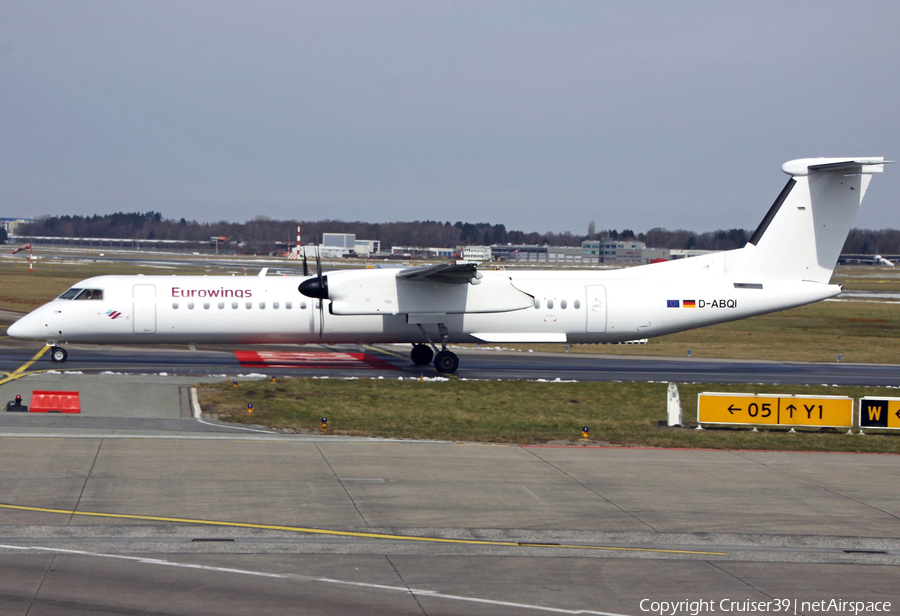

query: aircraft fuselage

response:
[10,268,839,347]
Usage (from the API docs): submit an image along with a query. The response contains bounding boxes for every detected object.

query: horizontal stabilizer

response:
[782,157,890,176]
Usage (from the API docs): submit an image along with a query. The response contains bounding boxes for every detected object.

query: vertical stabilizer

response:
[729,157,887,283]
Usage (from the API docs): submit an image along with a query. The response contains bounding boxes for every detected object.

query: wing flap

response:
[397,262,482,284]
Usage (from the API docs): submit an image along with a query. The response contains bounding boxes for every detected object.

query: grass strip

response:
[198,379,900,453]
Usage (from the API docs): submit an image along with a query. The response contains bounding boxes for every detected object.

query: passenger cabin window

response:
[203,302,210,309]
[534,299,541,309]
[172,303,179,309]
[245,302,252,309]
[218,302,224,309]
[561,299,567,310]
[232,302,239,309]
[259,302,266,309]
[286,302,293,309]
[188,302,195,310]
[547,299,554,309]
[574,299,581,309]
[273,301,280,309]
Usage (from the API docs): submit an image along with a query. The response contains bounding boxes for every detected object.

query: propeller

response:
[302,251,310,277]
[298,246,328,336]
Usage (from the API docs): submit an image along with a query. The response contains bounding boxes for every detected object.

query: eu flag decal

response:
[667,300,680,308]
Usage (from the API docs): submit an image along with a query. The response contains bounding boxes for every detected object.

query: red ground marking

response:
[234,350,398,370]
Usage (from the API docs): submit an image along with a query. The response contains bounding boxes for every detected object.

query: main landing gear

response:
[49,346,68,363]
[411,323,460,374]
[433,350,459,374]
[410,344,433,366]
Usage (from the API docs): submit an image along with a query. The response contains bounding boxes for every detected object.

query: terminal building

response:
[490,245,597,264]
[305,233,381,258]
[0,218,31,234]
[582,238,669,265]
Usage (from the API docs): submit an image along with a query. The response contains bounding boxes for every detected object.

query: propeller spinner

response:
[299,246,328,299]
[298,275,328,299]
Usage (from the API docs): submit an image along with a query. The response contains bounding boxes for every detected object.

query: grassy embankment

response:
[198,379,900,453]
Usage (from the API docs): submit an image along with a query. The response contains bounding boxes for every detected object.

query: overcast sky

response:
[2,1,899,234]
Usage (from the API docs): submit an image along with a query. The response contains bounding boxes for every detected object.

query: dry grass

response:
[197,379,900,452]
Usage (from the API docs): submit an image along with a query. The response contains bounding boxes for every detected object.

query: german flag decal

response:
[682,300,696,308]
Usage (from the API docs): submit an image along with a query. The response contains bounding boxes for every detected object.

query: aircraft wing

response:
[325,261,529,315]
[396,262,483,285]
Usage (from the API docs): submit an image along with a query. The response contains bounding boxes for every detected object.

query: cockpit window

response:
[59,288,103,300]
[58,288,83,299]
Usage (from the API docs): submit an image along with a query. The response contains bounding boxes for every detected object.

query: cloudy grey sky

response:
[2,1,899,234]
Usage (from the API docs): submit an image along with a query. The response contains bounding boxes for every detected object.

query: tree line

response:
[11,212,900,254]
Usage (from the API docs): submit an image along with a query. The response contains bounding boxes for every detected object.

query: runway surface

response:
[0,335,898,613]
[2,341,899,386]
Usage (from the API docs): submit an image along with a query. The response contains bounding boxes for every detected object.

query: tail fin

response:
[729,157,889,283]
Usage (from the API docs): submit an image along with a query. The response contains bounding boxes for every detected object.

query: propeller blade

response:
[316,245,323,280]
[302,251,309,277]
[315,246,325,336]
[298,247,328,299]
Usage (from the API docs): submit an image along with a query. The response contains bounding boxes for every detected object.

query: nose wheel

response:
[50,346,68,363]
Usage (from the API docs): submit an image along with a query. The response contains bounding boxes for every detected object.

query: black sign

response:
[860,399,889,428]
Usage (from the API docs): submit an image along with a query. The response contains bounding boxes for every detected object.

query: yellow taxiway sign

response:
[698,393,853,428]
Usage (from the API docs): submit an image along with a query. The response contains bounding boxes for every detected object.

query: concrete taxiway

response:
[0,436,898,615]
[0,329,898,613]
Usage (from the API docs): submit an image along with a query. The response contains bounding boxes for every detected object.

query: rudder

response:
[729,157,887,283]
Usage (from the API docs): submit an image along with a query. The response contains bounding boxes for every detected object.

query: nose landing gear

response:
[49,346,68,363]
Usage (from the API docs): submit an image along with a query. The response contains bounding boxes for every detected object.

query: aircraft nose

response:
[7,311,44,340]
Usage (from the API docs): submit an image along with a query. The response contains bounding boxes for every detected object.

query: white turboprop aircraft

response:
[7,157,889,373]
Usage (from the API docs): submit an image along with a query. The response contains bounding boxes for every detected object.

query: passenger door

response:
[585,285,607,333]
[133,284,157,334]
